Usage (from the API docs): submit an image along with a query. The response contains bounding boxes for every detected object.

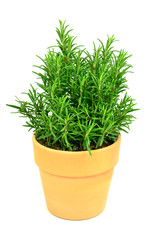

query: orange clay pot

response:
[32,134,121,220]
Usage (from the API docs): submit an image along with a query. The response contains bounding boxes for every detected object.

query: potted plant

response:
[7,20,138,220]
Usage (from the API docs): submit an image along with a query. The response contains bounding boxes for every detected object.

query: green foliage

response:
[7,20,138,155]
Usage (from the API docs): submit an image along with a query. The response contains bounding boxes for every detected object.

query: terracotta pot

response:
[32,134,121,220]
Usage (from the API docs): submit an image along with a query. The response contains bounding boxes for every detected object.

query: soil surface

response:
[37,138,115,151]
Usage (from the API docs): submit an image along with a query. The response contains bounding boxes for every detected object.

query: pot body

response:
[33,135,121,220]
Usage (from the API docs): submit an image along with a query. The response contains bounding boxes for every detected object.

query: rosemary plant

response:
[7,20,138,155]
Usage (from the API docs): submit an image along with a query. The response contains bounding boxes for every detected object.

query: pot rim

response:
[32,134,121,155]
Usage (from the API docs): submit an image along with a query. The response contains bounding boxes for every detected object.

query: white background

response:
[0,0,154,239]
